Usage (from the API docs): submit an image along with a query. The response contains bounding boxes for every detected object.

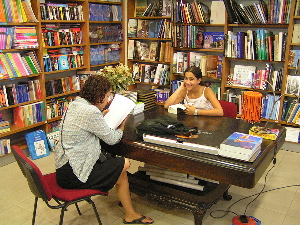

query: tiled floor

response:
[0,149,300,225]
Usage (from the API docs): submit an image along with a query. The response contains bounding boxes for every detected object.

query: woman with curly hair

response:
[55,75,154,224]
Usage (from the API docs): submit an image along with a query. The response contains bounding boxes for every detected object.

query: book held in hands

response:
[104,94,136,130]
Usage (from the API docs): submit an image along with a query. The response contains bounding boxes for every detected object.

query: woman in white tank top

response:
[164,66,223,116]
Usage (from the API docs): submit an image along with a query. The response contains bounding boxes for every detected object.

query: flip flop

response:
[123,215,154,224]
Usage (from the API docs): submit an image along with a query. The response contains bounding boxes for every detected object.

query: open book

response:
[104,94,136,129]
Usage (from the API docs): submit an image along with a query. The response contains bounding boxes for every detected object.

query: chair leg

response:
[59,207,67,225]
[75,203,82,215]
[32,197,38,225]
[86,198,102,225]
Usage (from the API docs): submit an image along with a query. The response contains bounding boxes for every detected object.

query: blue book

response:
[220,132,263,153]
[25,130,50,160]
[58,55,69,70]
[203,32,224,49]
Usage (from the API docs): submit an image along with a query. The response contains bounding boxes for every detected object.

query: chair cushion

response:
[44,173,108,202]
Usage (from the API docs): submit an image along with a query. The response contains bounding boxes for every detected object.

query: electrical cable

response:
[210,144,299,220]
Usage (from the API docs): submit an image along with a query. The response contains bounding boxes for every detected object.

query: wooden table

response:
[117,106,286,225]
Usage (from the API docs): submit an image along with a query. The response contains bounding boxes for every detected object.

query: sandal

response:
[123,215,154,224]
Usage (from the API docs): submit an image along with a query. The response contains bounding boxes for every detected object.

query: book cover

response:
[292,24,300,44]
[58,55,69,70]
[46,130,60,151]
[232,65,256,88]
[203,32,224,49]
[220,132,262,153]
[137,19,149,38]
[135,0,148,17]
[104,94,136,129]
[149,41,159,61]
[128,19,137,38]
[210,0,226,24]
[25,130,50,160]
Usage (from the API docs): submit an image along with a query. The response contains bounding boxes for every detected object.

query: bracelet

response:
[194,109,198,115]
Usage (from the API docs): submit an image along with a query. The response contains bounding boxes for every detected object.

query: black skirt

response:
[56,156,125,192]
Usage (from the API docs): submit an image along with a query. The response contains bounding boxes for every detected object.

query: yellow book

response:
[10,0,19,22]
[6,53,21,77]
[17,0,27,22]
[0,54,14,78]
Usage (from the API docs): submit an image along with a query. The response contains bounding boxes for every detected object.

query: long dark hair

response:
[80,75,112,104]
[184,66,205,85]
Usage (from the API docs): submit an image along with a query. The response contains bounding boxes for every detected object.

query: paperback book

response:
[219,132,263,161]
[25,130,50,160]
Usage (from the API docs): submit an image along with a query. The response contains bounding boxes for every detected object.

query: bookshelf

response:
[222,0,298,126]
[126,0,173,105]
[0,0,125,157]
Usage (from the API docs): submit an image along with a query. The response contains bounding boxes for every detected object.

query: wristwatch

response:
[194,109,198,115]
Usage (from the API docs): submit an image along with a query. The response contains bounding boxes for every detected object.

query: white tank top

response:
[184,87,214,110]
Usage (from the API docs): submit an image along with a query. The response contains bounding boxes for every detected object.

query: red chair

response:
[11,145,108,225]
[219,100,238,119]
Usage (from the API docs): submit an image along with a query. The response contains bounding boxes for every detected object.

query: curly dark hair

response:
[80,75,112,104]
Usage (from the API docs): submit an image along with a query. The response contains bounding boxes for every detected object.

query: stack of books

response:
[138,164,213,191]
[131,89,156,111]
[218,132,263,161]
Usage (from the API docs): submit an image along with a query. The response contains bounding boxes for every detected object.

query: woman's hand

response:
[184,105,196,115]
[102,109,109,116]
[118,115,130,131]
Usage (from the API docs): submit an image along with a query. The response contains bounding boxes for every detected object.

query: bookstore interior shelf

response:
[45,91,80,100]
[227,24,289,28]
[0,122,46,139]
[44,66,87,74]
[41,20,85,23]
[89,21,122,24]
[174,47,223,52]
[0,0,126,156]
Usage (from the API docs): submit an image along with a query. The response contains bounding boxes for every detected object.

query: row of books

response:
[40,2,83,21]
[225,30,287,61]
[0,26,38,50]
[173,1,210,24]
[42,24,83,47]
[0,139,11,156]
[90,44,121,66]
[90,24,123,43]
[154,88,170,104]
[173,25,224,49]
[132,63,170,86]
[128,19,172,39]
[173,52,222,79]
[261,94,280,121]
[128,40,172,63]
[0,0,37,23]
[13,26,38,49]
[0,80,42,107]
[45,75,81,97]
[135,0,171,17]
[89,4,122,21]
[282,99,300,124]
[0,51,41,80]
[230,64,283,92]
[14,101,46,127]
[139,164,207,191]
[224,0,291,24]
[43,47,84,72]
[46,97,74,120]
